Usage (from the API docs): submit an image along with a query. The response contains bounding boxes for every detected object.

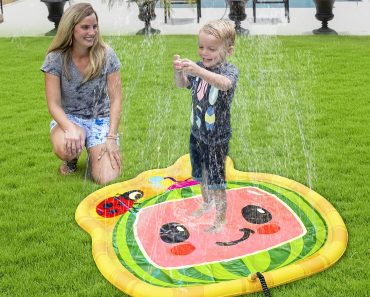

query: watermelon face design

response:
[113,181,328,287]
[134,187,305,269]
[76,155,348,296]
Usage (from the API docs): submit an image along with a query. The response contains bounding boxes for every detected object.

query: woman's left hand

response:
[98,139,122,170]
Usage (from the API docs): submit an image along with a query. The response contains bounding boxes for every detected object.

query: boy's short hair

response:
[200,20,236,48]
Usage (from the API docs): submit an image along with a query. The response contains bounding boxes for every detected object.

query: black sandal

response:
[59,158,78,175]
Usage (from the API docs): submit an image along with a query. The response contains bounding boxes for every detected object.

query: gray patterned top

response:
[41,47,121,119]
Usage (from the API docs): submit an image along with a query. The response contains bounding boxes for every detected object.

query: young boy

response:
[173,20,239,232]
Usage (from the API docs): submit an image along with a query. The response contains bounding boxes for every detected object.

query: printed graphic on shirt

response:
[197,79,208,101]
[195,105,202,128]
[205,106,215,131]
[193,79,219,132]
[208,85,219,105]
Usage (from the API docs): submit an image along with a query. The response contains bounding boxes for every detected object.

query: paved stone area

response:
[0,0,369,36]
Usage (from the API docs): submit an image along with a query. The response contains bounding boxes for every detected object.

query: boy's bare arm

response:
[174,71,188,88]
[173,55,189,88]
[181,59,232,91]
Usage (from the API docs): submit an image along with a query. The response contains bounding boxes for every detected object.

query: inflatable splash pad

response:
[75,154,347,296]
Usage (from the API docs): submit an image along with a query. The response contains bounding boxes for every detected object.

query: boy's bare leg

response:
[205,189,227,233]
[191,183,214,217]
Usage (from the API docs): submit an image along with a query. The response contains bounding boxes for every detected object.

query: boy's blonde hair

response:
[199,20,236,48]
[47,3,106,83]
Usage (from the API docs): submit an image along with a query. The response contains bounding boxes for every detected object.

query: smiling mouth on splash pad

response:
[75,154,347,297]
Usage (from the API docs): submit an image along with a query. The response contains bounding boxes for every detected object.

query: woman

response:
[41,3,122,184]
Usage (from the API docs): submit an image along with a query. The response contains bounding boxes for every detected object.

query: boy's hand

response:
[173,55,183,71]
[173,54,190,88]
[180,59,200,76]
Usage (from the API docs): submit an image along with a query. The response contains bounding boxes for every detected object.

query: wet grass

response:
[0,35,369,297]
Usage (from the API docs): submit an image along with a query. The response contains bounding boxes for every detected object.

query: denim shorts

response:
[189,133,229,190]
[50,114,119,149]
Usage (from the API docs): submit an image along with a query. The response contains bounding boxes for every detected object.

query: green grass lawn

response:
[0,35,369,297]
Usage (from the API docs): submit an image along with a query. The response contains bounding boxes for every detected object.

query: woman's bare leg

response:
[50,124,84,161]
[88,144,120,185]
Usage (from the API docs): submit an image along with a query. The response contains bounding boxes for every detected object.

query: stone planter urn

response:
[41,0,68,36]
[313,0,337,34]
[136,0,160,35]
[228,0,249,35]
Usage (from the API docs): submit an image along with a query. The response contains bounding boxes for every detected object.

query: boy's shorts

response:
[50,114,119,149]
[189,133,229,190]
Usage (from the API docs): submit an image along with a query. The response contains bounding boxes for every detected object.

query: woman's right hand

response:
[64,125,84,157]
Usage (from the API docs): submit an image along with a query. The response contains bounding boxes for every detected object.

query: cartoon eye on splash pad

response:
[75,154,347,296]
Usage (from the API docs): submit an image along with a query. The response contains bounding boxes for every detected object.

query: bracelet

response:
[106,134,118,140]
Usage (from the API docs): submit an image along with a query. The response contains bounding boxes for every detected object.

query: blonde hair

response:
[200,20,236,48]
[47,3,107,83]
